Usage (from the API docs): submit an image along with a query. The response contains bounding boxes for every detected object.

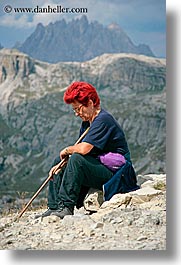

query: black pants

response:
[47,153,113,209]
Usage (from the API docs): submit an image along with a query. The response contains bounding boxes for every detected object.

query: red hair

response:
[63,81,100,107]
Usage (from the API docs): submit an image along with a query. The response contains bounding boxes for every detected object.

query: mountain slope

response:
[0,49,166,196]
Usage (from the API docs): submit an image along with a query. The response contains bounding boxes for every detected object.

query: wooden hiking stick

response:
[17,127,90,219]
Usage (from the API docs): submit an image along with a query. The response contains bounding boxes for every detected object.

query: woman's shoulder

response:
[97,109,115,123]
[97,109,122,131]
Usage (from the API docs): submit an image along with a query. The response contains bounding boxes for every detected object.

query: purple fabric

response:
[98,152,126,172]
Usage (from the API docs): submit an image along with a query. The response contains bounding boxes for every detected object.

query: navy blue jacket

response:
[103,161,140,201]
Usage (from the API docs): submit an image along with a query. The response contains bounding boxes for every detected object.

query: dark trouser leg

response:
[58,153,113,209]
[47,156,65,209]
[47,169,65,209]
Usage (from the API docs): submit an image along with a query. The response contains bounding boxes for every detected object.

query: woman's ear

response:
[88,99,94,107]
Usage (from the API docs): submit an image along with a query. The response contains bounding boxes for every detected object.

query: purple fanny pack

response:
[98,152,126,172]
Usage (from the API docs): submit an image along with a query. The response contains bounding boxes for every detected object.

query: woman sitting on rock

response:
[37,81,139,219]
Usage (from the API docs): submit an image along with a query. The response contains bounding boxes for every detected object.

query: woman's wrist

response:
[65,147,70,155]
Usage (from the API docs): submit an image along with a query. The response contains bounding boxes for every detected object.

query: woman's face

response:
[71,100,94,121]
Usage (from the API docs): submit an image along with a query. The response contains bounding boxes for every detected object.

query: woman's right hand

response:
[49,158,68,178]
[49,164,60,177]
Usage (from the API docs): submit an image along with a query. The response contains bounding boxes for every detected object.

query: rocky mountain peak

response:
[79,14,89,25]
[107,22,122,31]
[36,22,44,30]
[17,16,154,63]
[78,14,89,34]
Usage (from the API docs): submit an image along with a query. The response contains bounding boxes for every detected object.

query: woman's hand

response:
[60,147,70,160]
[60,143,94,159]
[49,158,68,178]
[49,164,60,177]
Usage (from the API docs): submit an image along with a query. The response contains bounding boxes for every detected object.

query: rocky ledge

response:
[0,174,166,250]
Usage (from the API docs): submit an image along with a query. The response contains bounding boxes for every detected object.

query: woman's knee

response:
[69,153,85,165]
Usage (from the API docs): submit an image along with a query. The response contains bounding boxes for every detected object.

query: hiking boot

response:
[34,208,57,219]
[51,206,74,219]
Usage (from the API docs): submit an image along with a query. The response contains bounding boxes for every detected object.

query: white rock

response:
[130,187,163,204]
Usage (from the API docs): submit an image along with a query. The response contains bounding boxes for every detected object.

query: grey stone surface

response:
[0,174,166,250]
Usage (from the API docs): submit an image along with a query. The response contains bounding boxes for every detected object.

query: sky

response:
[0,0,166,58]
